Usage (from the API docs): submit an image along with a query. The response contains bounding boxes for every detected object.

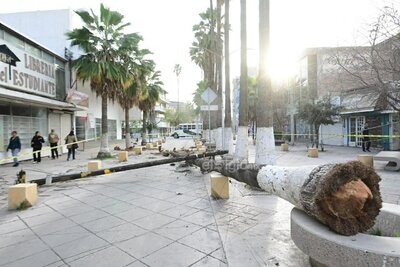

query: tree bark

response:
[192,159,382,236]
[235,0,249,161]
[98,92,110,158]
[256,0,275,165]
[125,107,131,149]
[223,0,233,153]
[142,110,148,145]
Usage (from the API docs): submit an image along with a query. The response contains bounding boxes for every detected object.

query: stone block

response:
[146,143,153,149]
[281,143,289,151]
[308,148,318,158]
[8,183,38,210]
[162,139,166,143]
[157,140,162,146]
[88,160,102,171]
[152,142,158,147]
[197,146,206,153]
[358,154,374,167]
[134,146,142,155]
[118,151,129,162]
[210,173,229,199]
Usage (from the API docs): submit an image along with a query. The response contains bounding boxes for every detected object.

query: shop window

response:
[108,119,117,140]
[0,115,11,151]
[75,117,86,140]
[95,118,101,139]
[25,43,42,58]
[4,31,24,49]
[42,52,54,64]
[0,102,10,115]
[56,67,66,101]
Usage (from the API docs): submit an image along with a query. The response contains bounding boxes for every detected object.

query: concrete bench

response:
[373,151,400,171]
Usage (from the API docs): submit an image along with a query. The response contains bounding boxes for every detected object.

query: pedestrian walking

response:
[31,131,45,163]
[65,130,78,161]
[48,129,60,159]
[7,131,21,167]
[362,123,371,152]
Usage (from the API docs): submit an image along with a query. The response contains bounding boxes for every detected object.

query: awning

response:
[0,86,84,111]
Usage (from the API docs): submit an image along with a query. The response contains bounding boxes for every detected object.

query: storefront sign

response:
[66,89,89,108]
[0,40,57,98]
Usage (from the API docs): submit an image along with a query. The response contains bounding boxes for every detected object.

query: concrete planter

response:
[291,203,400,267]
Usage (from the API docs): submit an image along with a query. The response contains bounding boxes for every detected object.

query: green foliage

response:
[395,231,400,237]
[17,200,30,210]
[298,96,340,127]
[370,228,383,236]
[165,103,198,127]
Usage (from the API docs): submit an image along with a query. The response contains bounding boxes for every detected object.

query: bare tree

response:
[334,6,400,111]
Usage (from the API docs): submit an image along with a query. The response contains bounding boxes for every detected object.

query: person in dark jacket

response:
[65,130,78,161]
[7,131,21,167]
[31,131,45,163]
[362,123,371,152]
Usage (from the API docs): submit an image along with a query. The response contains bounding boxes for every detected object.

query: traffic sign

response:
[201,87,217,104]
[200,105,218,111]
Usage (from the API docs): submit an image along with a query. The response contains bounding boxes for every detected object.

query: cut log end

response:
[302,161,382,236]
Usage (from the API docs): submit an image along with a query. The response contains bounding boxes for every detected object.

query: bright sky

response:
[1,0,399,102]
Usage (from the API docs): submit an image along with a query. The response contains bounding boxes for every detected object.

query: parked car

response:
[171,129,201,138]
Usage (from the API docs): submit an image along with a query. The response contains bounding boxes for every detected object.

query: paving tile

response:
[128,196,159,206]
[166,194,199,205]
[0,238,48,265]
[41,226,92,247]
[22,211,65,227]
[126,260,148,267]
[191,256,228,267]
[53,235,109,260]
[68,246,135,267]
[86,197,121,208]
[154,219,202,240]
[116,232,173,259]
[160,204,199,219]
[31,218,78,235]
[132,213,176,230]
[96,223,147,243]
[0,218,27,235]
[0,228,36,249]
[182,210,216,227]
[80,215,125,232]
[140,200,177,212]
[114,207,154,222]
[178,228,222,254]
[142,242,206,267]
[55,204,95,217]
[69,209,110,224]
[18,205,55,219]
[185,198,212,210]
[210,247,228,263]
[5,249,61,267]
[100,202,135,215]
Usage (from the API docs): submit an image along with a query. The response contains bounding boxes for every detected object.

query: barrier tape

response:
[0,137,99,162]
[273,133,400,138]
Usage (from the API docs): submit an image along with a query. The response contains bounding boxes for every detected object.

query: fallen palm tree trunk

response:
[191,159,382,236]
[30,150,228,186]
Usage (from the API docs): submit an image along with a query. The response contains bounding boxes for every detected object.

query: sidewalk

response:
[0,139,398,266]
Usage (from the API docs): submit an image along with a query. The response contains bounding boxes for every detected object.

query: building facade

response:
[0,9,143,150]
[0,22,78,163]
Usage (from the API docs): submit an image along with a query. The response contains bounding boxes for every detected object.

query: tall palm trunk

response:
[142,110,148,144]
[125,107,131,149]
[223,0,234,153]
[235,0,249,161]
[98,92,110,157]
[215,0,223,149]
[255,0,275,165]
[209,0,217,135]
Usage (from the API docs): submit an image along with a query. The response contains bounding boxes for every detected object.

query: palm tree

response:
[138,63,164,144]
[255,0,275,165]
[67,4,130,158]
[118,34,151,149]
[173,64,182,124]
[223,0,233,152]
[215,0,224,149]
[235,0,249,161]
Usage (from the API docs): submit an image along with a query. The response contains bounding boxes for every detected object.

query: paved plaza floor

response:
[0,138,399,266]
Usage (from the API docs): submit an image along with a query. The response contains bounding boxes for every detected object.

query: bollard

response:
[357,154,374,167]
[210,173,229,199]
[308,148,318,158]
[146,143,153,149]
[281,143,289,151]
[88,160,102,171]
[118,151,129,162]
[134,146,142,155]
[8,183,38,210]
